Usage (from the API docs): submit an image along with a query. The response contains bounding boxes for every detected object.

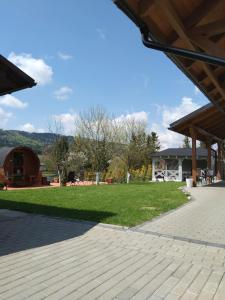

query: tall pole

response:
[206,140,212,169]
[217,142,222,180]
[190,127,197,187]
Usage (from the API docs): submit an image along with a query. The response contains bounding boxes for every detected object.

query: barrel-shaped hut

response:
[0,146,42,187]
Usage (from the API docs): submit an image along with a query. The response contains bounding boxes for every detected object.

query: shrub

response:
[106,157,127,183]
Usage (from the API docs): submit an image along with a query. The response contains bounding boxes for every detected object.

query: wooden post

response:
[206,140,212,169]
[217,142,222,180]
[152,158,155,181]
[190,127,197,187]
[178,158,183,182]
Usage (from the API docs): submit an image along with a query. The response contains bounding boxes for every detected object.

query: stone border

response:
[130,227,225,249]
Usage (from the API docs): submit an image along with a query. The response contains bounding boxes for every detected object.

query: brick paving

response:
[134,183,225,247]
[1,183,225,300]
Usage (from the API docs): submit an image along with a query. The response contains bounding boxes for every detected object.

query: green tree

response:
[121,131,160,182]
[182,136,191,148]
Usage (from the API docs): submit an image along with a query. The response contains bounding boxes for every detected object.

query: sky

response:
[0,0,209,149]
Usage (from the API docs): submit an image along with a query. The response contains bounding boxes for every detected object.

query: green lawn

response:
[0,182,186,227]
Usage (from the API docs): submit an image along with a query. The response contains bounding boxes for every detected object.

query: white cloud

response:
[54,86,73,100]
[115,111,148,124]
[96,28,106,40]
[52,113,78,135]
[8,52,53,85]
[0,107,12,127]
[0,95,27,109]
[57,51,73,60]
[151,97,200,149]
[161,97,199,128]
[20,123,44,133]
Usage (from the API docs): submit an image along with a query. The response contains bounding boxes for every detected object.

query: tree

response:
[182,136,191,148]
[116,117,147,183]
[51,136,69,186]
[126,131,160,181]
[75,106,115,185]
[67,137,88,174]
[113,115,160,182]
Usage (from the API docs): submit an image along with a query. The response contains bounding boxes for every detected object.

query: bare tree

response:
[75,106,116,185]
[114,116,147,183]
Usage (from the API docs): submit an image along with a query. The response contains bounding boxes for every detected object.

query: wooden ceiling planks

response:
[114,0,225,111]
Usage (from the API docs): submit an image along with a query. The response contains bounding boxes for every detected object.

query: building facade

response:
[151,148,216,182]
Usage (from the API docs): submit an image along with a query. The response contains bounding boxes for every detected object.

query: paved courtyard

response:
[135,182,225,247]
[1,182,225,299]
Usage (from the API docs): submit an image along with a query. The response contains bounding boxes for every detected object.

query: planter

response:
[186,178,193,188]
[106,178,113,184]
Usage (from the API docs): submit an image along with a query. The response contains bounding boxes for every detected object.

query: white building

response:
[151,148,216,182]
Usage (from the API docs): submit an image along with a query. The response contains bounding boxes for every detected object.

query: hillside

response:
[0,129,73,153]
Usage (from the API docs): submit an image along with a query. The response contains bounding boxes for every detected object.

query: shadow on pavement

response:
[203,181,225,188]
[0,200,116,256]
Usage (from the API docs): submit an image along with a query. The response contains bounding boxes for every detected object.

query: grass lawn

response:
[0,182,187,227]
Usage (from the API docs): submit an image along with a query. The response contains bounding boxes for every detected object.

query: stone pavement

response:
[134,182,225,247]
[1,205,225,300]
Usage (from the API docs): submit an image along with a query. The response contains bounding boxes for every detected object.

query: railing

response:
[154,169,180,181]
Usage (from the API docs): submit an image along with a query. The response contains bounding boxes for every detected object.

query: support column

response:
[152,158,155,181]
[178,158,183,182]
[206,140,212,169]
[217,142,222,180]
[190,127,197,187]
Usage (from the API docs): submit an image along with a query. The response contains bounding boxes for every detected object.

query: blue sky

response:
[0,0,208,148]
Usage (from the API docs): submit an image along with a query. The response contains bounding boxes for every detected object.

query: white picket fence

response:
[154,169,180,181]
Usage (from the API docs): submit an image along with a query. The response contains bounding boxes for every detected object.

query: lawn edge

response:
[130,186,192,231]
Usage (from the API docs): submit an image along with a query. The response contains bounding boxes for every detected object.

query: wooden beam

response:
[207,122,225,134]
[177,108,218,132]
[203,116,225,129]
[156,0,225,112]
[185,0,222,29]
[200,111,224,126]
[193,125,223,143]
[138,0,154,17]
[197,66,225,84]
[190,34,225,60]
[190,18,225,37]
[168,0,222,44]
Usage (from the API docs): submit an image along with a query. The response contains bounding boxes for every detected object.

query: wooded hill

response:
[0,129,73,153]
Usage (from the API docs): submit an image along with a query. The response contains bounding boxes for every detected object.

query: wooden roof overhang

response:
[114,0,225,112]
[169,103,225,144]
[0,55,36,96]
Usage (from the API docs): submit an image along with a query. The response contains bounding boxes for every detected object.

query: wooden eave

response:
[0,55,36,96]
[169,104,225,143]
[114,0,225,112]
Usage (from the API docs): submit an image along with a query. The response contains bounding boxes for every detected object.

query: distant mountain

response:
[0,129,73,153]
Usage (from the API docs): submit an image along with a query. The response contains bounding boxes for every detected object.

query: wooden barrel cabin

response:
[0,146,42,187]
